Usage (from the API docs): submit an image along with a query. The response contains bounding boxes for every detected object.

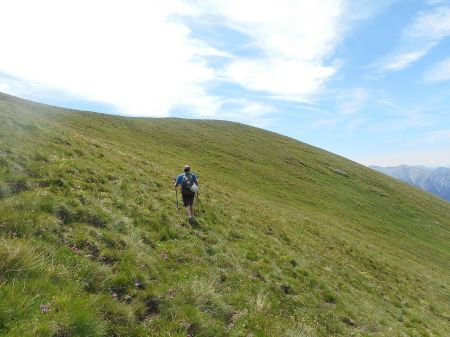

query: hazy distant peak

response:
[371,165,450,201]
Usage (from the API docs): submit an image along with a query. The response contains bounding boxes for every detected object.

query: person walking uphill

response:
[174,165,199,225]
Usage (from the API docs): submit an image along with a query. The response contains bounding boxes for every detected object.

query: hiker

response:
[174,165,198,224]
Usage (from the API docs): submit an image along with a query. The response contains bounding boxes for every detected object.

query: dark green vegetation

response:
[0,92,449,336]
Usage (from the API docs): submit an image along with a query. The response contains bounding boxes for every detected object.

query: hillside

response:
[1,92,449,337]
[372,165,450,202]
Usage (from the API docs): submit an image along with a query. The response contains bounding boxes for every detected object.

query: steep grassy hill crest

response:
[0,92,449,336]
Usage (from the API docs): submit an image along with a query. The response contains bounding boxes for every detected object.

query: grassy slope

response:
[0,92,449,337]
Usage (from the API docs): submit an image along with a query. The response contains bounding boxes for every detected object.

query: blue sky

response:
[1,0,450,166]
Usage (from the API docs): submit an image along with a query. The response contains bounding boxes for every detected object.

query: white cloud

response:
[379,5,450,72]
[421,129,450,143]
[224,59,335,102]
[424,57,450,82]
[0,0,222,116]
[426,0,449,5]
[220,99,278,127]
[382,48,431,71]
[195,0,360,102]
[337,88,369,117]
[406,6,450,40]
[0,0,392,119]
[0,77,23,96]
[313,88,369,127]
[369,100,434,132]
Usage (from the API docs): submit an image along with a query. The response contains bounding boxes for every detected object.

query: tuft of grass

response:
[0,239,42,279]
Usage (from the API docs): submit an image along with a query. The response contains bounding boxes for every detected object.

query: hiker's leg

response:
[190,204,194,216]
[185,205,192,218]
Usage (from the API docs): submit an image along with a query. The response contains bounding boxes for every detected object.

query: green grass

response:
[0,92,449,336]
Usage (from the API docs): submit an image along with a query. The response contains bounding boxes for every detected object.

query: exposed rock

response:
[329,167,349,177]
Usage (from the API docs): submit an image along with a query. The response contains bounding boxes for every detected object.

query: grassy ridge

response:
[0,92,449,336]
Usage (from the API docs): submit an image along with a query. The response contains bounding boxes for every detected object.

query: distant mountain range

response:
[371,165,450,201]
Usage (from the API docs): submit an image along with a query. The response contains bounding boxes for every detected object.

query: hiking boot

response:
[189,217,194,225]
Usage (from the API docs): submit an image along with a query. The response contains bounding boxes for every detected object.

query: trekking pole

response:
[173,177,179,212]
[193,172,200,215]
[196,191,199,215]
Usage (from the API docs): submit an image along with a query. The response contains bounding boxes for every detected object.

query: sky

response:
[1,0,450,167]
